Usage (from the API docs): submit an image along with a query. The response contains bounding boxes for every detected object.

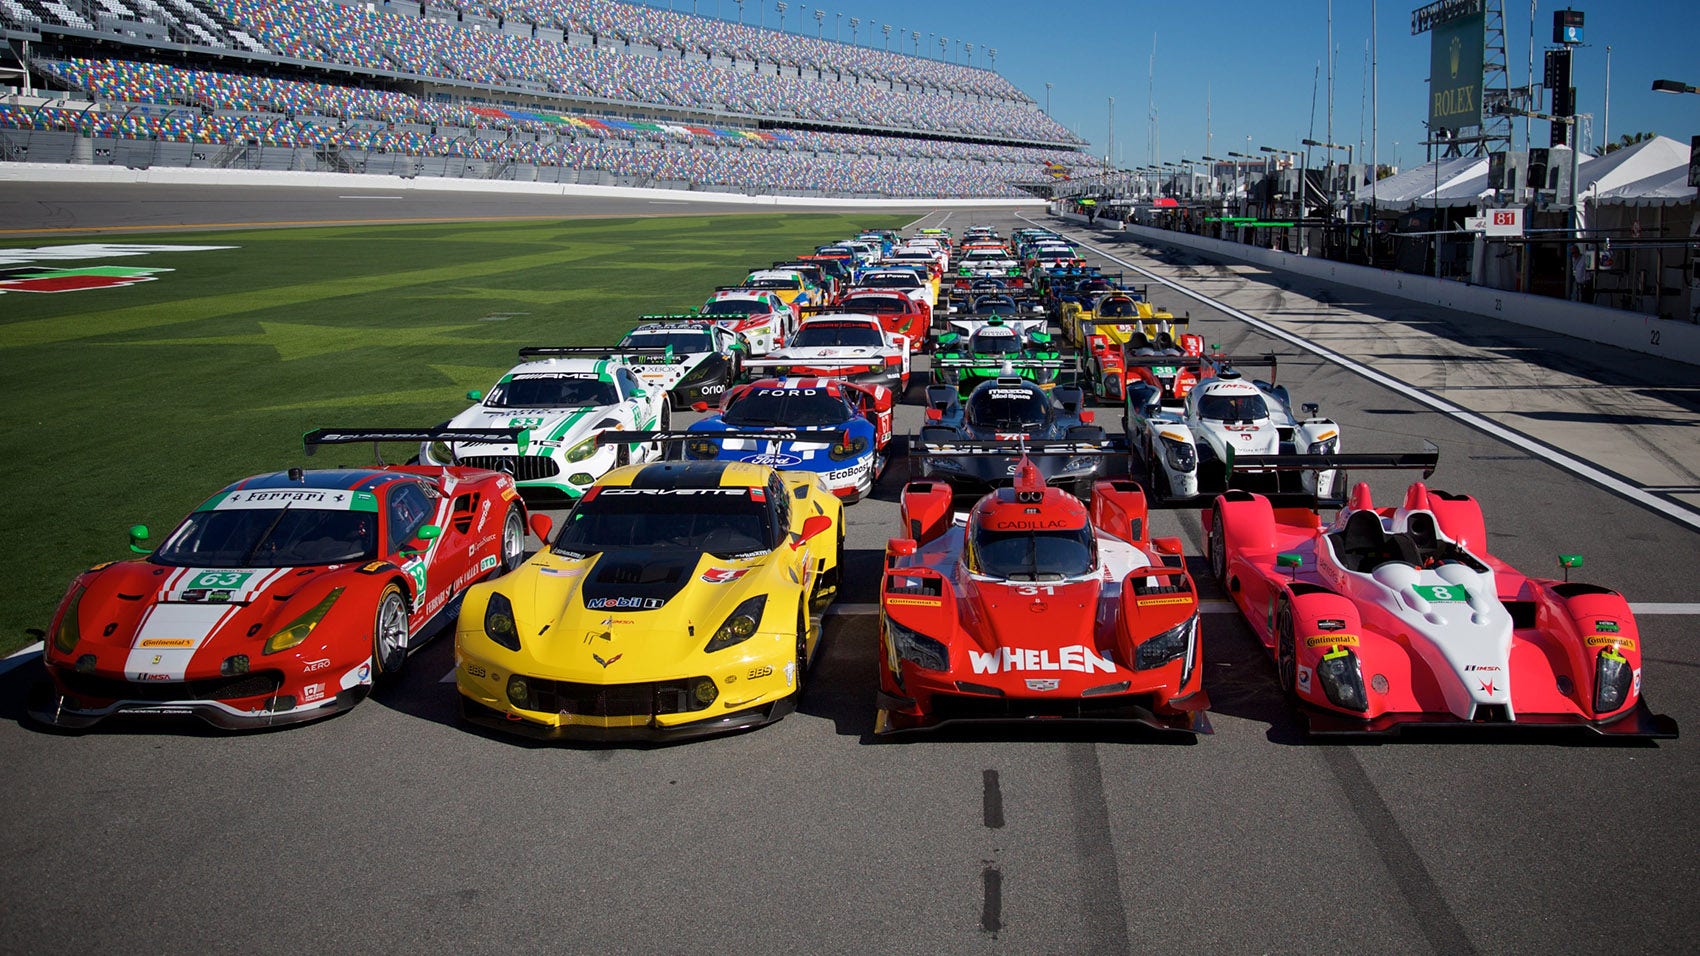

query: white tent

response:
[1594,164,1697,205]
[1354,155,1484,209]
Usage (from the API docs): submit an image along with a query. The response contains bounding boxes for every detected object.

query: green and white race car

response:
[931,317,1064,396]
[422,347,669,505]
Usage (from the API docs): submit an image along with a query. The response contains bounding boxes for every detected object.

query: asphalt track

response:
[2,192,1696,955]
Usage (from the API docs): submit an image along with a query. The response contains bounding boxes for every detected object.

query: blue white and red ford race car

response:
[1206,469,1680,738]
[877,457,1210,734]
[683,376,893,502]
[30,428,528,730]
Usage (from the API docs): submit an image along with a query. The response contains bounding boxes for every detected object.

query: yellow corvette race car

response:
[455,444,844,740]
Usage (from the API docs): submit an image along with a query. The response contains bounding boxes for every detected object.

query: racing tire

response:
[371,583,411,680]
[1275,597,1299,705]
[791,608,811,703]
[499,503,526,572]
[811,524,845,614]
[1208,508,1228,590]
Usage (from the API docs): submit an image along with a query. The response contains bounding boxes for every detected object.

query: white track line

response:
[1027,215,1700,535]
[0,641,43,677]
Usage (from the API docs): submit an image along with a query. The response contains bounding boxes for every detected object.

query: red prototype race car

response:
[30,428,529,730]
[1205,475,1679,737]
[876,457,1211,734]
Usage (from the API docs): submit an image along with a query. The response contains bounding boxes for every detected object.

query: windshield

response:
[1099,298,1138,317]
[554,489,773,557]
[621,330,713,353]
[702,299,769,316]
[745,277,800,291]
[790,323,884,348]
[858,274,919,289]
[722,387,850,427]
[1199,392,1269,423]
[971,332,1022,355]
[967,385,1050,429]
[973,298,1018,315]
[486,375,616,408]
[971,526,1095,581]
[844,295,909,314]
[155,507,377,568]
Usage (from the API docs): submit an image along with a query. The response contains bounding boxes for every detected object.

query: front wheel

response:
[499,503,526,572]
[1276,599,1298,704]
[372,583,411,679]
[1208,509,1228,589]
[791,609,811,702]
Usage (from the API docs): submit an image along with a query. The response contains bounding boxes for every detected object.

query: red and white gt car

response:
[700,288,795,354]
[745,313,911,392]
[876,459,1211,734]
[30,428,529,730]
[835,289,931,344]
[1206,477,1680,737]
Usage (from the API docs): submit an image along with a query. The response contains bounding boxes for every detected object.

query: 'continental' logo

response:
[139,638,196,648]
[1306,634,1360,648]
[1137,596,1193,607]
[887,597,941,607]
[1587,635,1636,650]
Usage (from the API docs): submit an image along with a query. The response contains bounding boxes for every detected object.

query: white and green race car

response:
[423,348,670,504]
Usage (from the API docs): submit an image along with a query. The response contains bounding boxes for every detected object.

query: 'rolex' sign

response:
[1429,11,1484,132]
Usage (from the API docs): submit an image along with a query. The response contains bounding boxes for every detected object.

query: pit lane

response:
[0,202,1695,955]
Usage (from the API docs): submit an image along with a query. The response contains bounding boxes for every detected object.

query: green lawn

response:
[0,212,912,656]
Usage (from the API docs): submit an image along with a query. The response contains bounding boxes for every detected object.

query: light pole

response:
[938,35,947,60]
[910,31,919,55]
[988,48,996,70]
[1202,155,1220,201]
[1301,137,1354,221]
[734,0,744,25]
[849,17,859,45]
[775,2,785,31]
[836,13,842,41]
[1652,78,1699,95]
[1228,150,1254,215]
[883,24,891,51]
[1044,82,1052,116]
[813,8,822,37]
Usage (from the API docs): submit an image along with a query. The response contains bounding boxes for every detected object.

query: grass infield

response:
[1,212,912,657]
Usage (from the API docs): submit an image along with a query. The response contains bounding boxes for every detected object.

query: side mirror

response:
[528,513,554,544]
[1277,553,1302,578]
[128,524,152,554]
[417,524,441,540]
[793,514,834,550]
[691,401,710,413]
[467,389,483,401]
[887,537,918,563]
[1302,402,1320,417]
[925,407,944,422]
[632,389,648,398]
[1079,411,1096,424]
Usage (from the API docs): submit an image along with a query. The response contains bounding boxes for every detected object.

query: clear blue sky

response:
[655,0,1700,169]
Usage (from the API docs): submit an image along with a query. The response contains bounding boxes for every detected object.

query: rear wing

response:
[597,428,848,446]
[741,355,900,378]
[632,313,718,323]
[303,427,528,464]
[516,346,686,364]
[933,356,1067,371]
[1078,313,1194,331]
[912,435,1127,456]
[1227,449,1438,479]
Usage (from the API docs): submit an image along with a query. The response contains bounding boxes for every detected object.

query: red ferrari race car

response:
[1205,473,1680,738]
[876,456,1211,735]
[29,428,529,731]
[832,290,931,345]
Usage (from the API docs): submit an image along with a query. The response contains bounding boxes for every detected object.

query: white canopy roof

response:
[1355,156,1485,208]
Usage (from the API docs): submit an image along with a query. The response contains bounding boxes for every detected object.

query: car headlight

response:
[686,438,721,460]
[262,587,345,655]
[1160,435,1197,471]
[484,591,521,651]
[1135,614,1196,678]
[1594,648,1632,713]
[53,586,85,654]
[1308,436,1339,456]
[924,454,965,472]
[886,618,948,671]
[828,436,869,461]
[1316,647,1368,712]
[1062,456,1100,473]
[565,436,600,463]
[706,595,766,652]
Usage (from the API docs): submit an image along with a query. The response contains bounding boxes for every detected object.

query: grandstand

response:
[0,0,1099,197]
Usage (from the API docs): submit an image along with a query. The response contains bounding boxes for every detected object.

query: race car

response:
[31,428,530,730]
[932,319,1062,395]
[683,377,893,501]
[939,294,1048,343]
[772,260,842,305]
[876,458,1209,734]
[701,288,796,354]
[454,455,844,741]
[1060,285,1173,348]
[852,266,937,311]
[1128,359,1340,503]
[1205,476,1679,738]
[618,316,746,409]
[741,268,822,317]
[836,288,930,344]
[425,348,670,505]
[1079,317,1202,406]
[915,375,1116,499]
[746,313,911,392]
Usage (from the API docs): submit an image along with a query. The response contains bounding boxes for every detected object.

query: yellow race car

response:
[455,450,843,740]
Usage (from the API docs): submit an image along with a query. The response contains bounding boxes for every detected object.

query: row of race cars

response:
[32,224,1678,741]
